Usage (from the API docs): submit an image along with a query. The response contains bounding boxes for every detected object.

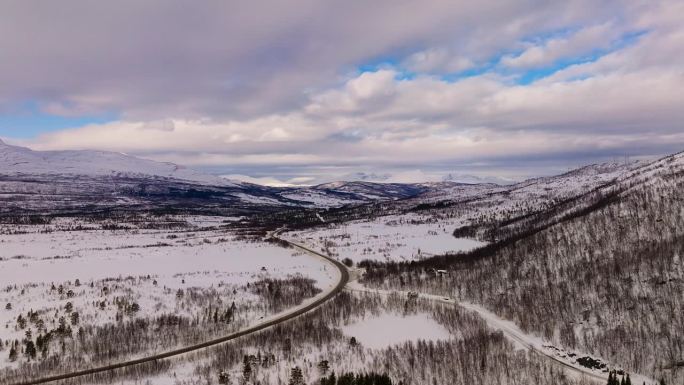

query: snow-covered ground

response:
[0,223,333,286]
[0,218,337,368]
[74,290,458,385]
[347,282,656,385]
[341,312,451,349]
[288,213,485,263]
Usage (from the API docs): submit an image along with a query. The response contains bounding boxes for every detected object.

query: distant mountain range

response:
[321,171,515,185]
[0,139,431,215]
[0,138,651,216]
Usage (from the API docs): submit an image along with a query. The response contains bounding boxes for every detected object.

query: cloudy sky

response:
[1,1,683,185]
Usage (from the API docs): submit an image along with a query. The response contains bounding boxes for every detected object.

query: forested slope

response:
[362,152,684,382]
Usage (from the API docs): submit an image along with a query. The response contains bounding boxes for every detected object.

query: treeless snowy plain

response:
[0,220,334,286]
[341,312,451,350]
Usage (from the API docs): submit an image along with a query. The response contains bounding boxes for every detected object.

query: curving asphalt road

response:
[9,233,349,385]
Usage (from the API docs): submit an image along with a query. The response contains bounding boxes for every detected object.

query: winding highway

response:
[8,233,654,385]
[9,232,349,385]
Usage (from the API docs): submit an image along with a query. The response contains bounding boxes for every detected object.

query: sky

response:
[1,1,683,185]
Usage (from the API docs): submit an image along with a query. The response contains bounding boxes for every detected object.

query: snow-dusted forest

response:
[1,148,682,385]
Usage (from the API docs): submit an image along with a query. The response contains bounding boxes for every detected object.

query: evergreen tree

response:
[318,360,330,375]
[24,339,37,360]
[242,356,252,382]
[289,366,304,385]
[129,302,140,313]
[71,311,80,325]
[16,314,26,329]
[218,370,231,384]
[8,345,17,361]
[320,371,337,385]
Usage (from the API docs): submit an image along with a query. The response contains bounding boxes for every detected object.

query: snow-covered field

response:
[0,217,336,368]
[341,312,451,349]
[288,213,485,263]
[0,222,333,286]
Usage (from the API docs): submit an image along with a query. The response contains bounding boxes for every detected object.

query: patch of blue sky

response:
[356,56,418,81]
[354,27,647,85]
[512,29,648,84]
[0,101,117,138]
[514,55,602,85]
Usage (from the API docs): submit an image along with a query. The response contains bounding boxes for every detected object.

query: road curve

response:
[9,233,349,385]
[346,284,633,384]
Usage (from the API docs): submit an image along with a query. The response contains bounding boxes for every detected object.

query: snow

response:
[0,140,236,186]
[457,300,654,384]
[0,222,338,355]
[288,214,485,263]
[348,282,657,385]
[0,229,334,287]
[280,191,355,207]
[341,312,451,349]
[232,192,294,206]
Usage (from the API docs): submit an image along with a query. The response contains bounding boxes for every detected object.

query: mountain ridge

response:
[0,140,237,187]
[1,139,674,216]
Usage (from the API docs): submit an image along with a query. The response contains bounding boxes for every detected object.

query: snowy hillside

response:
[0,139,235,186]
[358,150,684,384]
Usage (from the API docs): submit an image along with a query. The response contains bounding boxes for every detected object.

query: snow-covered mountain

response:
[0,140,432,214]
[0,139,235,186]
[321,170,515,185]
[313,181,427,199]
[0,138,664,217]
[440,173,515,185]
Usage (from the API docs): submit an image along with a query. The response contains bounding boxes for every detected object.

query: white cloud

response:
[403,48,475,73]
[0,0,628,119]
[501,23,623,69]
[4,0,684,182]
